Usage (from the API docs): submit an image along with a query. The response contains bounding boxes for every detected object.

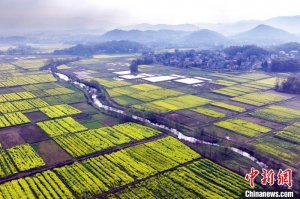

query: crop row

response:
[0,91,36,103]
[0,170,74,199]
[0,136,201,198]
[0,74,57,88]
[54,122,161,157]
[6,144,45,172]
[215,118,271,137]
[0,112,31,128]
[110,159,249,199]
[0,98,49,114]
[253,136,300,166]
[0,151,17,178]
[37,117,87,137]
[275,123,300,144]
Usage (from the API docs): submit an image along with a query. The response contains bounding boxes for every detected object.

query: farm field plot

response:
[53,127,129,157]
[6,144,45,172]
[37,117,87,137]
[214,118,271,137]
[3,112,31,126]
[212,79,237,86]
[39,104,81,118]
[22,82,62,92]
[252,136,300,166]
[275,123,300,144]
[0,63,15,71]
[112,95,142,106]
[0,170,74,199]
[54,162,109,198]
[213,84,266,97]
[14,59,48,70]
[209,73,251,83]
[0,116,10,128]
[0,150,18,178]
[136,95,212,113]
[111,159,249,199]
[82,156,134,190]
[27,98,49,108]
[57,64,72,70]
[1,99,46,114]
[52,136,199,198]
[210,101,246,112]
[112,122,161,140]
[130,83,161,91]
[0,73,57,88]
[191,107,226,118]
[92,78,132,88]
[42,92,86,105]
[108,84,184,103]
[55,122,161,157]
[0,91,36,102]
[44,87,75,96]
[231,92,289,106]
[250,105,300,123]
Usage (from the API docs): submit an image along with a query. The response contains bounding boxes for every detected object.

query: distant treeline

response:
[262,59,300,72]
[53,40,148,56]
[277,75,300,94]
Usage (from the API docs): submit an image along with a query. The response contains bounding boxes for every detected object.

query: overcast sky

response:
[1,0,300,33]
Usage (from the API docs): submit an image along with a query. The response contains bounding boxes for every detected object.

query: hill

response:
[233,24,298,45]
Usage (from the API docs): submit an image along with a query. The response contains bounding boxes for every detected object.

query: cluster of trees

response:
[276,75,300,94]
[130,52,155,73]
[53,40,148,56]
[262,59,300,72]
[224,45,269,57]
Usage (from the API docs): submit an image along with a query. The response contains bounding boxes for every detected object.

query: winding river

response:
[55,72,268,169]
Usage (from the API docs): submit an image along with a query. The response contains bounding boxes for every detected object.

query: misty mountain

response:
[101,29,230,47]
[195,15,300,35]
[120,23,199,31]
[184,29,228,46]
[265,15,300,33]
[101,29,190,43]
[233,24,298,45]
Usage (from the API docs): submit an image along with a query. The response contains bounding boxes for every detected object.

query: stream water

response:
[55,72,268,169]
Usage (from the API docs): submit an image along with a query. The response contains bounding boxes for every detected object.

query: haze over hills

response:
[0,15,300,47]
[101,24,299,47]
[232,24,298,45]
[101,29,190,43]
[120,23,199,31]
[118,15,300,36]
[184,29,228,46]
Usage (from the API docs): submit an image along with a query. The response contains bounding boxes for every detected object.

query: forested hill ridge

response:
[53,40,148,55]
